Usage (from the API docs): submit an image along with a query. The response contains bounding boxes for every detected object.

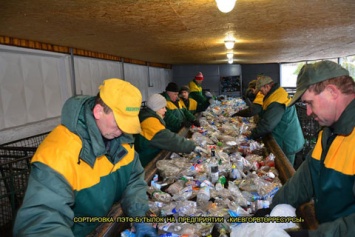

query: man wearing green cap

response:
[257,60,355,237]
[14,79,157,237]
[232,78,264,117]
[247,75,305,165]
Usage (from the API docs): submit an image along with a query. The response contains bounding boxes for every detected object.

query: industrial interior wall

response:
[241,63,280,92]
[73,56,123,96]
[147,66,173,96]
[172,64,242,95]
[0,45,172,144]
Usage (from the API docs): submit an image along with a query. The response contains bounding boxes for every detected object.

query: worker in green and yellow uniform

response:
[14,79,157,237]
[135,94,204,167]
[244,79,258,102]
[232,79,264,117]
[255,60,355,237]
[247,75,304,165]
[179,85,198,114]
[188,72,211,112]
[162,82,200,133]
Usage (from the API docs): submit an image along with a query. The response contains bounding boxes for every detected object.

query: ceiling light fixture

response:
[224,39,235,50]
[216,0,237,13]
[227,52,234,59]
[228,58,234,64]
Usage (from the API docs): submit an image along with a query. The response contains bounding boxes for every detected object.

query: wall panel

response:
[74,56,122,96]
[124,63,149,101]
[147,67,172,98]
[0,45,71,130]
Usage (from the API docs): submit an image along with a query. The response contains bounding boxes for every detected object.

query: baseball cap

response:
[99,78,142,134]
[288,60,349,107]
[256,75,273,90]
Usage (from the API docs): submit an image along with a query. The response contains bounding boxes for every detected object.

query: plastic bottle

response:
[121,229,136,237]
[236,156,244,171]
[159,232,180,237]
[151,190,172,203]
[196,186,210,206]
[215,175,226,191]
[229,164,241,180]
[166,177,187,195]
[210,165,219,184]
[151,174,162,190]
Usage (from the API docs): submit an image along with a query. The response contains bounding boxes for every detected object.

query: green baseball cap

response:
[288,60,349,107]
[256,75,273,90]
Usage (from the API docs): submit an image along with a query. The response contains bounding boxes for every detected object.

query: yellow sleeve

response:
[140,117,165,140]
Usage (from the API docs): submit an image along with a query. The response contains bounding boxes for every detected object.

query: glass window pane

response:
[340,56,355,79]
[280,62,306,87]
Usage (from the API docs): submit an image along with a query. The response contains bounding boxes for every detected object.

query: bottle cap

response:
[211,165,218,173]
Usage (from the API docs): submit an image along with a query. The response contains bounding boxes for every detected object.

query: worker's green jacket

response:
[179,97,198,114]
[250,84,304,156]
[188,79,209,112]
[234,91,264,117]
[135,107,195,167]
[161,92,196,133]
[271,99,355,237]
[13,96,149,237]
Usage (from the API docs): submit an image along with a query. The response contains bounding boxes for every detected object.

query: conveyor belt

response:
[88,128,318,237]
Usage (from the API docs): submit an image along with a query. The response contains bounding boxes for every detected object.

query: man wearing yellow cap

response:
[256,61,355,237]
[14,79,157,237]
[248,75,305,165]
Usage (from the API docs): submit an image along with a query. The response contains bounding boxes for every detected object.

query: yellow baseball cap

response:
[99,78,142,134]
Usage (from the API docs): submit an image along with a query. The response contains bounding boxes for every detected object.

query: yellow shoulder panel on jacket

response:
[166,101,178,110]
[140,117,165,140]
[253,92,264,106]
[189,98,198,111]
[312,128,355,175]
[312,131,323,161]
[263,87,290,109]
[179,100,186,109]
[188,81,201,93]
[32,125,135,191]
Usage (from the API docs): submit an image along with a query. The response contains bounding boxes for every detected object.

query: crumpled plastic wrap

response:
[230,204,297,237]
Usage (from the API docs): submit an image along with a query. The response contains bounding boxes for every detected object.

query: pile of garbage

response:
[123,97,297,237]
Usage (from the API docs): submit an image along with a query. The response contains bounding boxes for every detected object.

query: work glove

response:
[209,98,216,105]
[134,223,158,237]
[231,112,239,117]
[232,108,252,118]
[287,229,309,237]
[181,121,192,128]
[253,208,271,217]
[192,120,201,127]
[194,146,208,154]
[205,91,213,98]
